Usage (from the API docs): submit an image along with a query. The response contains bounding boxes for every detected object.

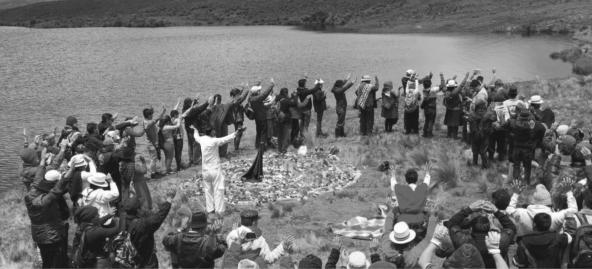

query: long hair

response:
[182,98,193,112]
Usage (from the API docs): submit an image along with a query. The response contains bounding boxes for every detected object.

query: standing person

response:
[331,74,354,137]
[312,79,328,138]
[489,96,510,162]
[230,86,250,151]
[403,76,423,134]
[421,75,442,138]
[297,77,316,137]
[162,211,227,269]
[78,172,119,220]
[24,143,70,269]
[264,90,278,148]
[381,81,399,133]
[499,110,539,184]
[72,206,121,268]
[160,115,184,174]
[249,79,275,150]
[183,97,210,166]
[467,100,496,169]
[528,95,555,129]
[191,125,246,216]
[355,75,379,136]
[98,113,117,138]
[502,86,526,119]
[143,106,166,178]
[170,110,184,171]
[117,117,145,204]
[277,88,295,153]
[124,192,174,268]
[66,154,96,210]
[443,72,470,139]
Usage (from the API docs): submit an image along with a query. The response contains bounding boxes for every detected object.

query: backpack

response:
[404,90,419,112]
[244,102,255,120]
[110,230,138,268]
[570,213,592,268]
[72,227,93,268]
[177,234,209,267]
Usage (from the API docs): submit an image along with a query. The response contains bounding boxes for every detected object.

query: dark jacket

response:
[514,231,569,268]
[381,84,399,119]
[126,201,172,267]
[355,82,379,110]
[230,89,250,124]
[297,86,316,112]
[278,95,296,123]
[447,207,516,268]
[331,81,354,115]
[74,220,121,266]
[249,85,274,121]
[502,118,539,149]
[468,109,496,140]
[24,167,69,245]
[421,90,438,111]
[162,230,227,269]
[184,102,210,133]
[311,84,326,113]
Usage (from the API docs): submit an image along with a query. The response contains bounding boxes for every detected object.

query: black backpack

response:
[177,234,209,268]
[72,226,94,268]
[570,213,592,268]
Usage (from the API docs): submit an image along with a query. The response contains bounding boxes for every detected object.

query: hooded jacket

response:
[506,191,577,237]
[514,231,570,268]
[24,167,69,245]
[162,230,227,268]
[381,81,399,119]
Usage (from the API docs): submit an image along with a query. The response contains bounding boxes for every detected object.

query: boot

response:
[339,127,346,137]
[335,128,340,138]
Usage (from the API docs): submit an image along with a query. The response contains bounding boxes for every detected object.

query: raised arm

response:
[251,80,275,102]
[183,101,209,119]
[162,117,183,131]
[147,201,172,233]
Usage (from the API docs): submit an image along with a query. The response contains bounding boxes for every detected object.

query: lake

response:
[0,26,573,192]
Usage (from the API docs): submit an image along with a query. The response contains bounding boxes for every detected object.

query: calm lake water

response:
[0,26,572,192]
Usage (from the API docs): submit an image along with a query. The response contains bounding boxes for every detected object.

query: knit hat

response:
[531,184,552,206]
[298,254,323,269]
[557,125,570,136]
[74,205,99,224]
[190,211,208,229]
[383,81,394,91]
[19,148,39,166]
[66,116,78,127]
[361,75,372,82]
[558,135,577,155]
[442,243,485,269]
[238,259,259,269]
[347,251,370,269]
[368,261,397,269]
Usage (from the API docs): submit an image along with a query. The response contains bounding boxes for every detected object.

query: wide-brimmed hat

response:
[69,154,87,168]
[389,222,416,245]
[529,95,544,104]
[361,75,372,82]
[87,173,108,188]
[347,251,370,269]
[238,259,259,269]
[250,85,262,93]
[446,79,457,88]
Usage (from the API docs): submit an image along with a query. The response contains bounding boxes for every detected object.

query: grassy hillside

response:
[0,0,591,34]
[1,76,591,268]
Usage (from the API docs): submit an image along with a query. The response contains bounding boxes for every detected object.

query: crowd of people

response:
[16,67,592,269]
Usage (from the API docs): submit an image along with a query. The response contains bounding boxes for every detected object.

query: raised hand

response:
[423,161,433,175]
[211,219,223,233]
[369,238,380,251]
[283,234,296,249]
[469,200,484,212]
[581,146,592,160]
[331,235,343,250]
[509,180,525,194]
[485,231,501,254]
[346,73,352,81]
[270,78,275,85]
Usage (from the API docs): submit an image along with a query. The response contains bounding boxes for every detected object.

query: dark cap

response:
[298,79,306,87]
[298,254,323,269]
[508,85,518,94]
[190,211,208,229]
[66,116,78,126]
[240,209,259,220]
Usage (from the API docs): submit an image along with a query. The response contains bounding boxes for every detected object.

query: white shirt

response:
[79,179,119,218]
[506,192,577,236]
[226,225,285,263]
[502,99,526,117]
[193,131,236,171]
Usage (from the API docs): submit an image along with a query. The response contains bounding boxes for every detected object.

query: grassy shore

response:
[1,0,591,35]
[1,76,592,268]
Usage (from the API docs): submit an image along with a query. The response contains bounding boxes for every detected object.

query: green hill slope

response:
[0,0,591,33]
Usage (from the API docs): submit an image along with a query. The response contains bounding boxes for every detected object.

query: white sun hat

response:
[446,79,458,88]
[389,221,416,245]
[87,173,108,188]
[528,95,544,104]
[347,251,370,269]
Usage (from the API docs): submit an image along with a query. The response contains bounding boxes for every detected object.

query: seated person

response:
[387,163,432,239]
